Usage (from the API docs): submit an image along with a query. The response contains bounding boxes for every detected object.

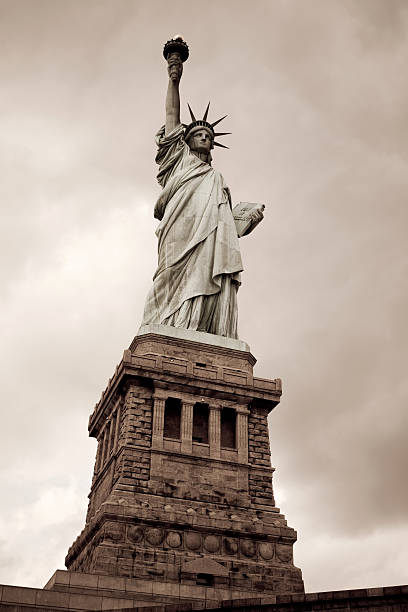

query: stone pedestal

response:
[64,326,304,605]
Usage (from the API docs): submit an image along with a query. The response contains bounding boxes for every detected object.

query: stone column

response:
[98,428,107,469]
[236,406,250,463]
[95,432,103,474]
[152,396,166,449]
[181,400,194,453]
[113,403,121,450]
[103,420,111,463]
[109,412,116,455]
[209,404,221,459]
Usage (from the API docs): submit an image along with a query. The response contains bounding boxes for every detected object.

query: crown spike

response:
[187,104,196,122]
[213,141,229,149]
[202,102,210,122]
[214,132,231,137]
[211,114,227,128]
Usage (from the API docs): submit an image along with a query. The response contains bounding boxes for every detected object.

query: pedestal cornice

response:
[88,332,282,437]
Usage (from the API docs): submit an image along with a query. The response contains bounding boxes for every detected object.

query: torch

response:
[163,35,189,81]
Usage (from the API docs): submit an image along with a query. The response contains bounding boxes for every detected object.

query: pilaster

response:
[152,396,165,449]
[181,400,194,453]
[113,402,121,449]
[209,404,221,459]
[236,405,249,463]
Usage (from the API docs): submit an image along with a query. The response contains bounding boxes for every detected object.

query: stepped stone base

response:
[0,575,406,611]
[44,568,280,606]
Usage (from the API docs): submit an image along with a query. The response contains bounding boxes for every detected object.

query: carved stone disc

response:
[276,544,293,563]
[145,528,164,546]
[240,539,256,557]
[223,537,238,555]
[166,531,182,548]
[204,535,220,553]
[185,532,201,550]
[259,542,274,560]
[127,526,144,544]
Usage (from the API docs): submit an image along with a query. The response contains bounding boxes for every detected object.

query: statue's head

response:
[186,126,214,153]
[184,103,230,153]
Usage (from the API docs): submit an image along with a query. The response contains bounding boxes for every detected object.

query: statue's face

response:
[188,129,213,153]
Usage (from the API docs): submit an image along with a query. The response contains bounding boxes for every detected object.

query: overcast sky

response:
[0,0,407,594]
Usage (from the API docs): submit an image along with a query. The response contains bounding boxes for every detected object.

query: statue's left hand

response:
[233,203,265,237]
[249,207,264,223]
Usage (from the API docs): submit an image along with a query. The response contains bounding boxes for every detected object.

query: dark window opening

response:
[221,407,236,448]
[196,573,214,586]
[192,403,209,443]
[163,397,181,439]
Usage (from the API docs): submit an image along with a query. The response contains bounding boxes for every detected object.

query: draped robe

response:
[141,124,243,338]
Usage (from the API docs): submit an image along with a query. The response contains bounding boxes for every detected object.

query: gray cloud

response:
[1,0,407,593]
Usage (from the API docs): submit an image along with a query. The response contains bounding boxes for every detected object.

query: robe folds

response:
[141,124,243,338]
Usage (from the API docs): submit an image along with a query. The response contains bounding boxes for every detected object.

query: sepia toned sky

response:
[1,0,407,593]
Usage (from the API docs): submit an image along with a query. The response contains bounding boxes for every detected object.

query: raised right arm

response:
[165,53,182,136]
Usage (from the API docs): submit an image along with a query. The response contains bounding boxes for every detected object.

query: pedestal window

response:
[192,403,209,443]
[221,407,236,449]
[163,397,182,439]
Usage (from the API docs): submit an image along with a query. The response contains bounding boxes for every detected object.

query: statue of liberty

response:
[141,37,264,339]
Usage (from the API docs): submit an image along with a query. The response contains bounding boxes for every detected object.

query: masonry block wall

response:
[65,332,304,602]
[248,406,275,506]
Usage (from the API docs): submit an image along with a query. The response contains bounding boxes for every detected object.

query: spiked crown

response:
[183,102,231,149]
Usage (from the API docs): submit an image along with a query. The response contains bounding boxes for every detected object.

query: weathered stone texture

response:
[1,577,407,611]
[66,332,304,603]
[122,388,153,449]
[248,406,275,506]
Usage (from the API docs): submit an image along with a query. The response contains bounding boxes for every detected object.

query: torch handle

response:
[167,52,183,83]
